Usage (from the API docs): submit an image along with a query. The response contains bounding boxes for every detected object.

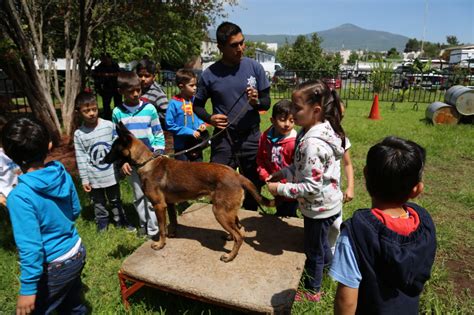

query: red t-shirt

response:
[371,206,420,236]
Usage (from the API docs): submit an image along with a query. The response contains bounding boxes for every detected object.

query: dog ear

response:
[116,121,131,138]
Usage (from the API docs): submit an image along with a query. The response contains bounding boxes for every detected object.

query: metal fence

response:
[1,69,473,114]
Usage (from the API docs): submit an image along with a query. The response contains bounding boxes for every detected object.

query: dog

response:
[102,122,274,262]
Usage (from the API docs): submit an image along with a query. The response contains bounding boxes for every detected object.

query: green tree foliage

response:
[244,41,270,59]
[446,35,460,46]
[348,51,359,65]
[276,33,340,75]
[386,47,400,59]
[404,38,421,52]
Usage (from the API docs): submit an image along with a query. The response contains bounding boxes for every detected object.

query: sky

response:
[216,0,473,44]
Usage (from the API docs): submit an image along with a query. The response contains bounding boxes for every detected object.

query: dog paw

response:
[151,241,165,250]
[220,253,234,263]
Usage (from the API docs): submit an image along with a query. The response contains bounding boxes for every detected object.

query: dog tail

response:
[239,175,275,207]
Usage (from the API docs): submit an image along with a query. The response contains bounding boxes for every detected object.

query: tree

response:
[446,35,460,46]
[244,41,270,59]
[386,47,400,59]
[347,51,359,65]
[404,38,421,52]
[0,0,236,141]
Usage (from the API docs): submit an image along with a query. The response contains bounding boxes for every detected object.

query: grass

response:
[1,99,473,313]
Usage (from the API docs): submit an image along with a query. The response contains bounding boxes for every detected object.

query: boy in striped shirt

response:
[112,71,165,239]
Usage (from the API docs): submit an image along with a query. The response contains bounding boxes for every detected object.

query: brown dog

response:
[103,122,274,262]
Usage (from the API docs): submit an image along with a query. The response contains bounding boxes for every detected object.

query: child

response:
[267,80,346,302]
[2,117,87,314]
[73,91,135,232]
[165,69,208,161]
[256,99,298,217]
[329,136,436,314]
[328,102,355,254]
[112,71,165,239]
[0,116,20,207]
[136,59,169,127]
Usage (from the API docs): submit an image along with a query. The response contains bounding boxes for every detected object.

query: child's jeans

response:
[303,213,340,292]
[34,243,87,314]
[129,169,158,236]
[90,184,124,226]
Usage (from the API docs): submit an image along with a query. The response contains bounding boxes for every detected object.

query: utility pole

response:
[420,0,428,56]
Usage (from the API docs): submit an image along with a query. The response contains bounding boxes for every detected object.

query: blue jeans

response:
[303,213,339,292]
[33,244,87,314]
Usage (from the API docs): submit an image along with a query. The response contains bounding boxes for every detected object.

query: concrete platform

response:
[120,203,306,314]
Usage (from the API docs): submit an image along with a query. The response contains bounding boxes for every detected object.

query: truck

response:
[259,61,283,79]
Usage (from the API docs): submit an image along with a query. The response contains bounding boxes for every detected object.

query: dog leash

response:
[135,89,248,168]
[162,89,249,159]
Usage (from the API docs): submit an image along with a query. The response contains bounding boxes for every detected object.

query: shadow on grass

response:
[128,286,246,315]
[0,209,16,252]
[108,243,140,259]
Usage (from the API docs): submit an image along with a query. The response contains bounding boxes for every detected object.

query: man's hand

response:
[82,184,92,193]
[193,130,201,138]
[266,182,280,196]
[121,162,132,176]
[16,294,36,315]
[210,114,228,129]
[246,87,259,107]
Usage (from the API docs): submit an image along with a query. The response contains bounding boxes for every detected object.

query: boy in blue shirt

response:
[165,69,207,161]
[3,117,86,314]
[112,71,165,239]
[330,136,436,314]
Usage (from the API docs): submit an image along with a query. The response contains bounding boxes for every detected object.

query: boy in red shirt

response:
[329,136,436,314]
[257,100,298,217]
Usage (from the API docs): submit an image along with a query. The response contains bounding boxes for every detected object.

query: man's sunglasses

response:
[229,39,245,48]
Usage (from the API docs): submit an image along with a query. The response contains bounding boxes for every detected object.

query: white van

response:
[259,62,283,79]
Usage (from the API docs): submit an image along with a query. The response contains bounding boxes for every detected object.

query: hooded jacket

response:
[344,202,437,314]
[7,161,81,295]
[277,120,344,219]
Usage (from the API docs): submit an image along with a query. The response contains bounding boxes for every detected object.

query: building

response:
[442,45,474,67]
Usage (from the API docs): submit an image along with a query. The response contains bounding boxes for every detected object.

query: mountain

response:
[210,24,410,52]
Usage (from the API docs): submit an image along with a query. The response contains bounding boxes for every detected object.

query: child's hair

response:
[272,99,292,119]
[72,91,97,131]
[366,136,426,204]
[117,71,141,90]
[216,22,242,45]
[136,59,157,75]
[1,116,50,167]
[74,91,97,110]
[175,69,196,86]
[295,80,345,146]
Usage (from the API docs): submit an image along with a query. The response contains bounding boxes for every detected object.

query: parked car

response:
[272,70,298,85]
[322,77,342,90]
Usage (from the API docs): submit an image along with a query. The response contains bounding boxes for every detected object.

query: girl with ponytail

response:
[267,80,345,301]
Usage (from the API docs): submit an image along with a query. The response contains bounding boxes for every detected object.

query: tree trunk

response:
[0,1,61,144]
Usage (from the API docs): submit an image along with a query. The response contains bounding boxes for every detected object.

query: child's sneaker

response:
[116,220,137,232]
[97,220,108,233]
[137,226,147,238]
[294,290,322,302]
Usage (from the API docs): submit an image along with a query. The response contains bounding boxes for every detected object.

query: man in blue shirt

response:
[194,22,271,210]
